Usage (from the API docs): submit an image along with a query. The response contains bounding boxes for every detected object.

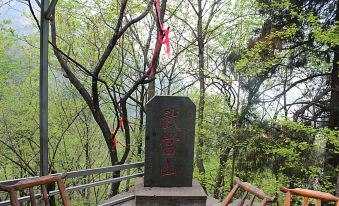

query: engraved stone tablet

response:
[144,96,196,187]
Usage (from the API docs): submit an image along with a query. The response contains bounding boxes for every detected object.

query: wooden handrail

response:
[280,186,339,206]
[236,178,276,202]
[0,162,144,206]
[222,178,276,206]
[280,186,339,202]
[0,173,71,206]
[6,173,66,191]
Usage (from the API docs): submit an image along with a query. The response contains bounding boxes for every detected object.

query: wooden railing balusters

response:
[283,191,291,206]
[9,189,19,206]
[303,197,309,206]
[222,178,276,206]
[41,185,50,206]
[316,199,321,206]
[29,188,37,206]
[57,178,71,206]
[238,191,248,206]
[259,198,268,206]
[249,195,255,206]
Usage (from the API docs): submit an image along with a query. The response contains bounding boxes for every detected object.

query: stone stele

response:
[144,96,196,187]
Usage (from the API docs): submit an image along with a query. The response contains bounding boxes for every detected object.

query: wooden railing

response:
[280,186,339,206]
[222,177,276,206]
[0,173,70,206]
[0,162,144,206]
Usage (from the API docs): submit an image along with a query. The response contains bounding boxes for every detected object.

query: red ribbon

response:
[159,29,171,58]
[118,116,124,128]
[111,133,117,151]
[154,0,170,58]
[146,0,171,78]
[111,116,124,151]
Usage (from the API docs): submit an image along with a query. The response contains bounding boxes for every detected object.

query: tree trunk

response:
[147,81,155,101]
[213,147,231,199]
[230,147,236,190]
[48,1,161,197]
[329,47,339,126]
[195,0,206,182]
[328,0,339,196]
[138,86,145,157]
[110,152,121,196]
[50,11,122,196]
[328,43,339,197]
[147,0,167,101]
[283,68,288,119]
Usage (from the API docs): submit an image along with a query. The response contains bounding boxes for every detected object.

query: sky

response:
[0,1,37,34]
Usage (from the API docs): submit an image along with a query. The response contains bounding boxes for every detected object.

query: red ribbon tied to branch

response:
[147,0,171,78]
[154,0,170,58]
[111,116,124,151]
[159,29,171,58]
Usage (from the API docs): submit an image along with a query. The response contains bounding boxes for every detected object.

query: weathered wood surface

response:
[0,174,70,206]
[280,186,339,206]
[222,178,276,206]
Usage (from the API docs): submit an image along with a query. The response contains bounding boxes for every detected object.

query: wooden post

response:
[41,185,50,206]
[259,198,268,206]
[303,197,309,206]
[57,179,71,206]
[29,188,38,206]
[222,184,239,206]
[284,191,291,206]
[249,195,256,206]
[9,189,20,206]
[238,191,248,206]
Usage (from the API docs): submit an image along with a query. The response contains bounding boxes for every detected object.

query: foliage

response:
[0,0,338,204]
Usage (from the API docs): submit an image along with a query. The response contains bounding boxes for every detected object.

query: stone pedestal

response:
[135,178,207,206]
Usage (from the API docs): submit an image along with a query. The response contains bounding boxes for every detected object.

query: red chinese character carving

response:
[161,108,179,129]
[161,133,180,156]
[160,159,178,177]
